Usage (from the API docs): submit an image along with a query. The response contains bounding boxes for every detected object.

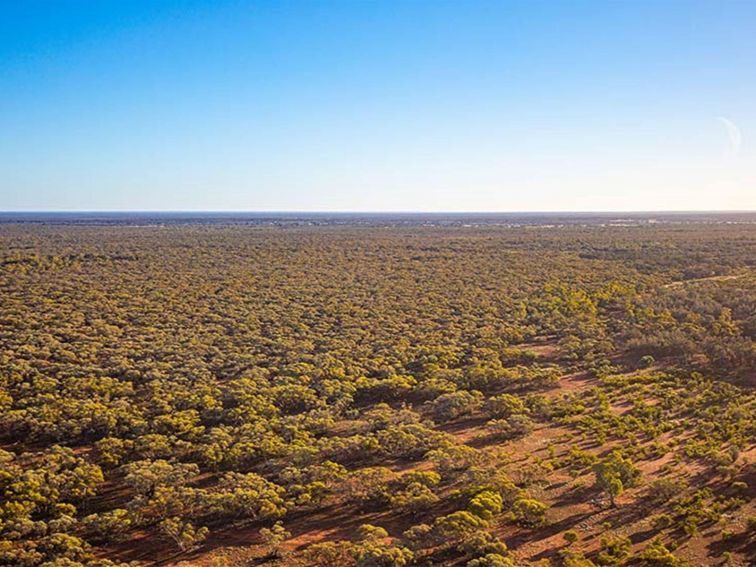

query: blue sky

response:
[1,0,754,211]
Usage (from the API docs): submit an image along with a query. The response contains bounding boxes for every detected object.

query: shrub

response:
[510,498,547,527]
[647,478,684,504]
[468,490,503,521]
[355,543,414,567]
[652,514,673,530]
[357,524,389,542]
[730,480,748,493]
[467,554,516,567]
[595,535,631,566]
[303,541,357,566]
[159,517,209,551]
[486,415,534,440]
[640,538,690,566]
[434,511,489,541]
[458,531,508,557]
[81,509,132,543]
[429,390,484,423]
[259,521,291,557]
[485,394,528,419]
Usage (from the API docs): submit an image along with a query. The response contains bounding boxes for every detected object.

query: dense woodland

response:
[0,220,754,567]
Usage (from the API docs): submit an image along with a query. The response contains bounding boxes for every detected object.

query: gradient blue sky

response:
[1,0,754,211]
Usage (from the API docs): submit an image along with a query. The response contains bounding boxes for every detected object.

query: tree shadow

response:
[507,510,592,559]
[707,530,755,562]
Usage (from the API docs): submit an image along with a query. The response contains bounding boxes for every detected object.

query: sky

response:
[0,0,754,212]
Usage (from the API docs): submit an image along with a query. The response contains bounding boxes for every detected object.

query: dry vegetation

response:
[0,220,754,567]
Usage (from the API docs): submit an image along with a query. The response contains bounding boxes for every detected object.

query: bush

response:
[355,543,414,567]
[485,394,528,419]
[467,554,516,567]
[303,541,357,566]
[640,538,690,566]
[81,509,132,543]
[510,498,547,527]
[259,521,291,557]
[458,531,508,557]
[429,390,484,423]
[158,517,209,551]
[647,478,684,504]
[730,480,748,493]
[651,514,673,530]
[434,511,489,541]
[468,490,503,521]
[640,355,656,368]
[357,524,389,542]
[486,415,534,440]
[595,535,631,566]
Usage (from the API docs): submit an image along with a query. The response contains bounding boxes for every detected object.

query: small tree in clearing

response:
[159,517,209,551]
[259,521,291,558]
[592,451,640,508]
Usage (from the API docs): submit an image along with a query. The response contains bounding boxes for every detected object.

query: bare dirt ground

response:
[115,359,754,567]
[662,271,750,288]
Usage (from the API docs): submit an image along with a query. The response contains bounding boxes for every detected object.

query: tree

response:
[123,460,199,498]
[595,534,631,566]
[640,355,655,368]
[510,498,547,527]
[94,437,133,468]
[81,509,132,543]
[3,219,754,565]
[259,521,291,558]
[356,524,389,542]
[342,467,395,508]
[458,531,508,557]
[468,490,503,521]
[389,481,439,512]
[467,554,516,567]
[640,538,690,566]
[592,451,640,508]
[484,394,527,419]
[427,445,485,477]
[376,424,451,459]
[486,415,533,440]
[433,511,489,541]
[303,541,357,566]
[35,533,90,563]
[402,523,435,551]
[429,390,483,423]
[647,478,684,504]
[355,543,414,567]
[212,472,287,520]
[159,517,209,551]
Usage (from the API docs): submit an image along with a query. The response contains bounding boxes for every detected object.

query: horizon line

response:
[2,209,755,215]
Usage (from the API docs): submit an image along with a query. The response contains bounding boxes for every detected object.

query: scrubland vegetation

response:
[0,220,753,566]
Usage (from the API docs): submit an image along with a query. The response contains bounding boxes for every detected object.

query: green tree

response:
[592,452,640,508]
[259,521,291,558]
[510,498,547,527]
[159,517,209,551]
[468,490,503,521]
